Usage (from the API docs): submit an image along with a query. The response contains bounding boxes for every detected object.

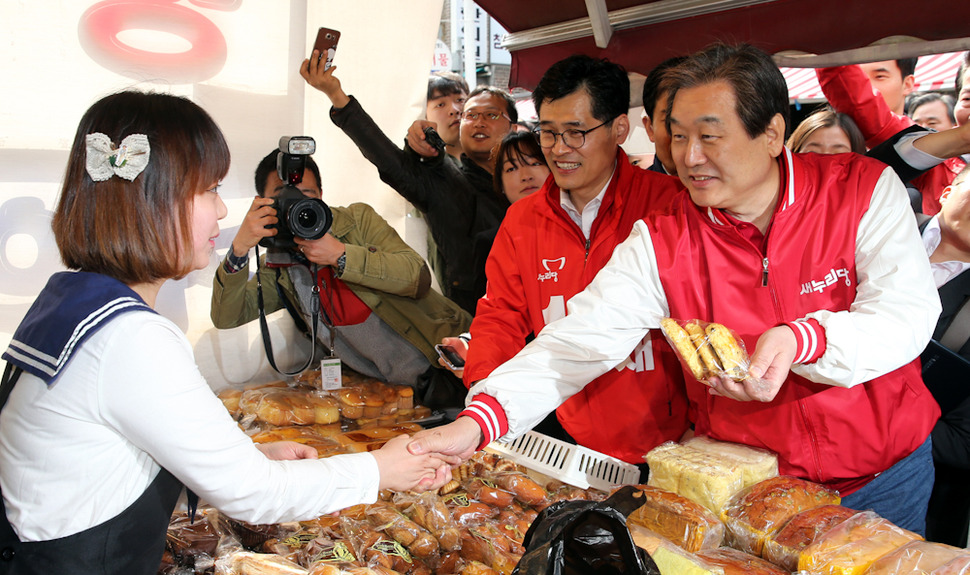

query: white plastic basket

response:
[487,430,641,491]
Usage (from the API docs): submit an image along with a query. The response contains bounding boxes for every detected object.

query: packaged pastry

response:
[798,510,922,575]
[239,388,317,427]
[214,550,309,574]
[166,510,222,572]
[627,524,725,575]
[393,491,462,552]
[218,387,244,416]
[762,504,856,571]
[864,540,969,574]
[625,484,725,552]
[683,436,778,490]
[720,475,840,556]
[336,388,366,420]
[645,438,777,515]
[696,547,788,575]
[933,556,970,574]
[659,318,751,382]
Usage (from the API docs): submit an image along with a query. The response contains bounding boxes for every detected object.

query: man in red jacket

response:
[411,44,941,535]
[462,55,690,469]
[818,58,965,215]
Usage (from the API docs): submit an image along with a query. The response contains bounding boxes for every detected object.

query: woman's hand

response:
[372,434,459,492]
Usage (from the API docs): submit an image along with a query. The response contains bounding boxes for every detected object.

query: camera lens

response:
[287,198,332,240]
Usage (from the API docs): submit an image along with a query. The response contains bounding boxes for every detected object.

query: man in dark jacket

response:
[919,164,970,547]
[300,55,514,314]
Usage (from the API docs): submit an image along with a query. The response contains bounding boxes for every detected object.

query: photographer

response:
[210,147,472,409]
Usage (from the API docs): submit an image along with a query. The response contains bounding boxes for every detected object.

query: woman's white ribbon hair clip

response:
[85,132,151,182]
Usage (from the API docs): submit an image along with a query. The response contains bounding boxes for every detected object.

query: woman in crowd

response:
[492,131,551,204]
[0,91,451,575]
[787,106,866,154]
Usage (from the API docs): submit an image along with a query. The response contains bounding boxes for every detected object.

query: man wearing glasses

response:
[456,55,690,471]
[302,59,514,315]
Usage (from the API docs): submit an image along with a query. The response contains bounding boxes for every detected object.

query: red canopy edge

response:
[490,0,969,90]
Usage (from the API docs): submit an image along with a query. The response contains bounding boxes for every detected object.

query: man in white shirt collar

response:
[925,165,970,284]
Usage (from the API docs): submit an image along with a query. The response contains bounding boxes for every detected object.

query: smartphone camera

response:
[259,136,333,251]
[423,127,447,153]
[435,343,465,370]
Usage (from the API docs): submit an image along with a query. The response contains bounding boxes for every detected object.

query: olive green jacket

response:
[211,203,471,364]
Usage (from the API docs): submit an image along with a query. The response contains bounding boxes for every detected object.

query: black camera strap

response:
[254,245,318,376]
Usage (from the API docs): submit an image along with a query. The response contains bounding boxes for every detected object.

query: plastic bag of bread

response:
[392,491,462,552]
[933,555,970,574]
[720,475,841,557]
[365,502,440,559]
[695,547,788,575]
[338,515,418,573]
[863,540,969,574]
[659,318,752,383]
[645,438,777,515]
[165,509,223,573]
[238,388,340,426]
[249,426,346,458]
[762,504,856,571]
[214,550,310,575]
[627,524,725,575]
[683,436,778,490]
[625,485,725,552]
[797,511,922,575]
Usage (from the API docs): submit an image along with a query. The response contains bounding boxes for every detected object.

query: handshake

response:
[373,417,486,493]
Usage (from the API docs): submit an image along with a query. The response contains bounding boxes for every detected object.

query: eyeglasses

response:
[461,110,511,122]
[533,119,613,149]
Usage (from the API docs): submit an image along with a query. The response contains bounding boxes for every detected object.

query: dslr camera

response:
[259,136,333,251]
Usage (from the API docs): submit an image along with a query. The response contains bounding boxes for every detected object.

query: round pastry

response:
[397,386,414,409]
[337,388,365,419]
[363,392,384,418]
[309,394,340,424]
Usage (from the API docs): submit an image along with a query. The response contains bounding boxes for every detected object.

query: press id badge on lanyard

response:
[321,355,342,390]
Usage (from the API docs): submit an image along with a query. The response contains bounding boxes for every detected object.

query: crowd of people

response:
[1,36,970,573]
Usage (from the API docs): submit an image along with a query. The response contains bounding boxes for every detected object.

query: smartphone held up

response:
[313,27,340,70]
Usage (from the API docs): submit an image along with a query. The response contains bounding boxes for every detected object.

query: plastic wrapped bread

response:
[214,551,309,575]
[627,524,725,575]
[626,485,725,552]
[933,556,970,574]
[864,540,969,574]
[798,511,922,575]
[762,504,856,571]
[646,438,778,514]
[696,547,788,575]
[720,475,841,556]
[238,388,340,426]
[684,436,778,490]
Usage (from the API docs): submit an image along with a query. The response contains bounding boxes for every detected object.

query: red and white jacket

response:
[463,149,690,463]
[817,65,965,215]
[462,149,941,495]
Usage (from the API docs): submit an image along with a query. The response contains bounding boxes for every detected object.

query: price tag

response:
[321,356,342,390]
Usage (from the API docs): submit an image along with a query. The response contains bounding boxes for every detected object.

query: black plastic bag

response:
[512,485,660,575]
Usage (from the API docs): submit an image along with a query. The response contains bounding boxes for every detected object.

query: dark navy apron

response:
[0,272,186,574]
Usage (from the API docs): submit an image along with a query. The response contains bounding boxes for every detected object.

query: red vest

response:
[649,150,939,494]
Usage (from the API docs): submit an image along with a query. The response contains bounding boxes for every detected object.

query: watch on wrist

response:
[336,252,347,276]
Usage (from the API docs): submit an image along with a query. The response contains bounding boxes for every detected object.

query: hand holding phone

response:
[435,343,465,370]
[423,127,447,153]
[313,27,341,70]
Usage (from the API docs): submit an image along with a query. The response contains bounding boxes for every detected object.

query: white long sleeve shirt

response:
[0,311,379,541]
